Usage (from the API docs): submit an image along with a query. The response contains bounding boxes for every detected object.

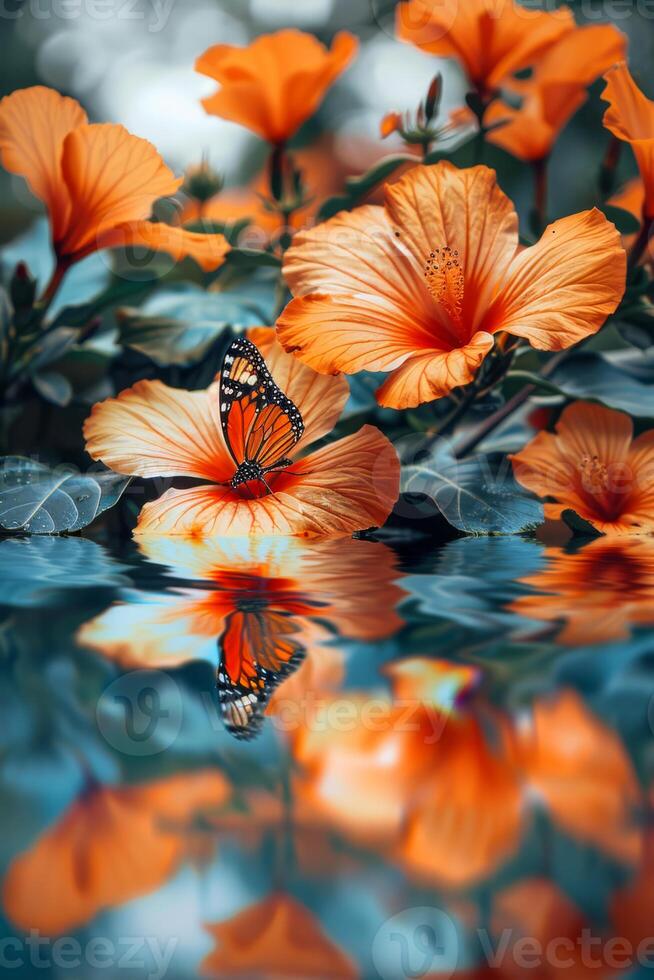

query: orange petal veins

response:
[0,86,87,242]
[245,328,349,451]
[84,379,232,482]
[602,62,654,217]
[57,123,181,256]
[277,293,435,376]
[383,162,519,318]
[375,333,495,409]
[283,202,422,310]
[135,426,400,538]
[396,0,574,92]
[100,219,229,271]
[201,893,358,979]
[196,29,358,144]
[491,209,626,349]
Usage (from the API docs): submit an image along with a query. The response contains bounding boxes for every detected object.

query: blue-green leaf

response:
[401,442,543,534]
[0,458,130,534]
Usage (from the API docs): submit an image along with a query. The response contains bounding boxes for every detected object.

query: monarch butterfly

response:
[219,337,304,494]
[217,604,306,739]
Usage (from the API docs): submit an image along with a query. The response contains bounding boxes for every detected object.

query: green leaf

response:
[561,508,603,538]
[550,351,654,417]
[401,442,543,534]
[118,281,275,367]
[0,458,130,534]
[316,154,415,221]
[224,248,281,270]
[31,371,73,407]
[504,370,566,397]
[601,205,641,235]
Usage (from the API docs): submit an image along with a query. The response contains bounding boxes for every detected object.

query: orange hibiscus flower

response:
[291,660,640,887]
[196,29,358,145]
[603,62,654,218]
[277,162,625,409]
[511,401,654,535]
[0,87,229,301]
[201,893,358,978]
[511,537,654,645]
[396,0,574,99]
[3,771,229,934]
[84,330,399,535]
[486,25,626,162]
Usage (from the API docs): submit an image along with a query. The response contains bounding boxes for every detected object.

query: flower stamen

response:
[424,245,464,319]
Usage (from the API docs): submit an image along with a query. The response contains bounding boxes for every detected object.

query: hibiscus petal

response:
[276,293,431,376]
[58,124,181,256]
[245,328,349,451]
[135,426,400,538]
[384,162,519,321]
[84,380,231,481]
[397,0,574,91]
[0,86,86,242]
[100,220,229,271]
[375,331,495,409]
[492,208,625,349]
[602,62,654,217]
[197,29,357,144]
[283,203,429,316]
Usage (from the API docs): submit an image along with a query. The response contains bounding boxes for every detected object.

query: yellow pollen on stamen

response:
[579,454,610,493]
[424,245,465,319]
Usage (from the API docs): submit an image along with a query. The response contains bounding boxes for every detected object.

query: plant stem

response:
[454,349,569,458]
[628,215,653,273]
[599,136,622,199]
[36,260,69,313]
[531,156,548,236]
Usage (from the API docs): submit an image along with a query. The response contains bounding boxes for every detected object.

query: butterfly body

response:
[219,337,304,494]
[230,457,293,490]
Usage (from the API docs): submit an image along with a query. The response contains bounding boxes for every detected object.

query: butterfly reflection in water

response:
[216,337,311,739]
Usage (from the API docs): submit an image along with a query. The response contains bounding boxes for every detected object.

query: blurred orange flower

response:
[84,330,399,535]
[201,892,358,978]
[486,25,626,162]
[396,0,574,98]
[290,660,641,887]
[603,62,654,218]
[278,162,625,408]
[196,29,358,145]
[511,537,654,645]
[511,401,654,535]
[0,87,229,297]
[3,771,229,934]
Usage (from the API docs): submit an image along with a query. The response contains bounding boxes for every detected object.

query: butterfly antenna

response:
[261,476,278,499]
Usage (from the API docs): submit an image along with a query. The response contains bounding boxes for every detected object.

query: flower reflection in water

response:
[511,537,654,645]
[2,771,229,935]
[79,536,404,740]
[290,658,642,889]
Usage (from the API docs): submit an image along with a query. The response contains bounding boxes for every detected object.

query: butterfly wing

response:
[219,337,304,469]
[217,608,305,740]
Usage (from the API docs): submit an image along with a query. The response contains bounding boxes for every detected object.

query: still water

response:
[1,531,653,979]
